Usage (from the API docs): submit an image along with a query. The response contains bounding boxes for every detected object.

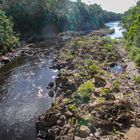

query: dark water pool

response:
[0,43,59,140]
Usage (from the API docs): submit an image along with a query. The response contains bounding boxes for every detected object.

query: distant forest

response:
[0,0,122,54]
[1,0,122,35]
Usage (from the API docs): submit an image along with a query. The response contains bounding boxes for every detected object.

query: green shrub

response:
[98,97,106,103]
[78,81,95,94]
[113,80,121,91]
[88,64,100,75]
[134,54,140,66]
[129,46,140,66]
[100,87,110,96]
[0,10,19,54]
[78,81,95,103]
[134,76,140,84]
[69,104,78,111]
[134,32,140,48]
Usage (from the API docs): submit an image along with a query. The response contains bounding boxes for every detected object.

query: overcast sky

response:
[70,0,138,13]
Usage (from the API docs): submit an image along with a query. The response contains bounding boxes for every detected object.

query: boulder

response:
[37,130,47,139]
[48,91,55,98]
[57,116,66,126]
[78,125,91,138]
[47,82,54,89]
[0,56,10,64]
[94,76,107,87]
[114,92,123,100]
[125,127,140,140]
[48,125,62,137]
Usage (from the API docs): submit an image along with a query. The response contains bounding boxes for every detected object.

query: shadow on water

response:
[0,42,60,140]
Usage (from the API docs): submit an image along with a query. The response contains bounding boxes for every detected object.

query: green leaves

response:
[3,0,121,35]
[0,10,19,54]
[77,81,95,103]
[122,0,140,66]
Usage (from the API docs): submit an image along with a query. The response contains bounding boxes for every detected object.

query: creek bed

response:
[0,42,60,140]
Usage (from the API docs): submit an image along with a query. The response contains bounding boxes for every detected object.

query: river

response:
[0,42,60,140]
[105,21,124,39]
[0,21,123,140]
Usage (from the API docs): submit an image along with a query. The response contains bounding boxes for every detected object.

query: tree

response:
[0,9,19,54]
[121,0,140,66]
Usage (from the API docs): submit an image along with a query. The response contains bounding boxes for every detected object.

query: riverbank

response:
[0,28,111,69]
[115,41,140,77]
[36,32,140,140]
[0,45,31,69]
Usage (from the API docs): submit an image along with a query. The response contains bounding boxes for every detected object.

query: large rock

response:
[114,92,123,100]
[48,90,55,98]
[48,125,62,137]
[78,125,91,138]
[37,130,47,139]
[125,127,140,140]
[36,110,63,131]
[0,56,10,64]
[47,82,54,89]
[94,76,107,87]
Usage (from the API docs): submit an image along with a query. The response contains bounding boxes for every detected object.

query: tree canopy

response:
[0,0,122,54]
[1,0,122,38]
[121,0,140,66]
[0,9,19,55]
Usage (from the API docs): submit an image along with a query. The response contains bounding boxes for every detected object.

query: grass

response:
[125,45,140,66]
[134,76,140,84]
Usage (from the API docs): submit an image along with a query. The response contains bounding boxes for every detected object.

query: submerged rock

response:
[48,91,55,98]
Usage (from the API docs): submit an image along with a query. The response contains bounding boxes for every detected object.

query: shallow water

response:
[0,43,59,140]
[105,21,124,39]
[111,64,123,74]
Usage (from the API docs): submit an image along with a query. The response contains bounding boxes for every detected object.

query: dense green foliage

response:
[0,0,121,54]
[0,10,19,55]
[122,0,140,66]
[1,0,121,38]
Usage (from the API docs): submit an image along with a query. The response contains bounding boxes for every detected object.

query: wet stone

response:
[48,90,55,98]
[94,76,107,87]
[47,82,54,89]
[37,130,47,139]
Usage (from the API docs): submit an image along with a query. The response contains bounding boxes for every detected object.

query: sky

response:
[70,0,138,13]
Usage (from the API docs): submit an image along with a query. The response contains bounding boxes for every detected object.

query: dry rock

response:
[78,125,91,138]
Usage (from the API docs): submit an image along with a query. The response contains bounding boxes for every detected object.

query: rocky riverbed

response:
[36,31,140,140]
[1,25,140,140]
